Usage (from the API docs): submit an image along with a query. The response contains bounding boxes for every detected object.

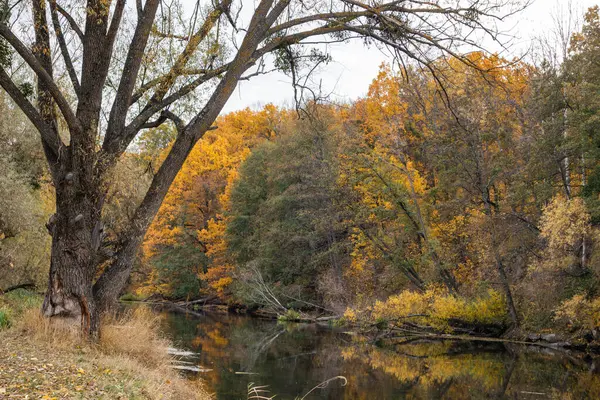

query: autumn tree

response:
[0,0,524,336]
[343,65,459,294]
[424,54,532,325]
[565,6,600,210]
[537,195,592,275]
[227,111,351,310]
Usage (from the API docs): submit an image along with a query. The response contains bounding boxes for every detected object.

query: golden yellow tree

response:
[140,106,287,299]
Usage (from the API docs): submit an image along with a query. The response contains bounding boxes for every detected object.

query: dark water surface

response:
[158,308,600,399]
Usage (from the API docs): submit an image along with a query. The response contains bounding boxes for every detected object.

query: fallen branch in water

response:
[175,295,220,307]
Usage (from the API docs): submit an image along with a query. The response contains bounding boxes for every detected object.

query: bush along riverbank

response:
[338,287,600,353]
[342,288,509,336]
[0,289,211,399]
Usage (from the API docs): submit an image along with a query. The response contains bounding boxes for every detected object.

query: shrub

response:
[343,308,358,323]
[346,288,507,332]
[554,294,600,331]
[277,309,301,322]
[432,289,506,326]
[372,290,430,321]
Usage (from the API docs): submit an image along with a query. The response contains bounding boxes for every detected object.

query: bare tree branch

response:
[55,2,83,41]
[105,0,160,146]
[48,0,80,96]
[0,22,81,134]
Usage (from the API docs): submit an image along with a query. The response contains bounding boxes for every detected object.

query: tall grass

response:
[100,307,171,367]
[12,305,210,399]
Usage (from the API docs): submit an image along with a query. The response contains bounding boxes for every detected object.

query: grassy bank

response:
[0,289,211,399]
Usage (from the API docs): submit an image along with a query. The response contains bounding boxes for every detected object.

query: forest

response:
[3,0,600,398]
[134,8,600,338]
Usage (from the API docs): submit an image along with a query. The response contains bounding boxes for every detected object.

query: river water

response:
[159,308,600,399]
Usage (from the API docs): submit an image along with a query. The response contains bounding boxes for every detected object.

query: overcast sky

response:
[219,0,600,113]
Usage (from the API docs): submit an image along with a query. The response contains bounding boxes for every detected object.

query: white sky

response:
[217,0,600,113]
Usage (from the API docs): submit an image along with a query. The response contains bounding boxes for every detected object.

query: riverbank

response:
[0,290,211,399]
[152,296,600,356]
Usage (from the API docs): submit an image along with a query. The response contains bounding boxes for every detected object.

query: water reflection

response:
[159,308,600,399]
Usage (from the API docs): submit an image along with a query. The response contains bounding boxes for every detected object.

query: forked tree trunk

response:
[93,235,145,312]
[41,175,149,337]
[40,0,274,339]
[41,183,149,337]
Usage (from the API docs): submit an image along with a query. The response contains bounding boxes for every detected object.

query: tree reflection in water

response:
[159,309,600,399]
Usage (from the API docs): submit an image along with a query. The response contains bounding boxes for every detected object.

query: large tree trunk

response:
[33,0,100,336]
[42,174,102,336]
[93,237,144,313]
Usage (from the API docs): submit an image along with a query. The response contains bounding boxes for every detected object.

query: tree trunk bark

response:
[558,159,572,200]
[482,194,519,327]
[42,172,102,338]
[93,235,144,313]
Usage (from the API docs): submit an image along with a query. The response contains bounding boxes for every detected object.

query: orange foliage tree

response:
[138,106,287,299]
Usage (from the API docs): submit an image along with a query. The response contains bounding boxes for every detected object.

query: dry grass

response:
[4,306,212,399]
[100,307,171,367]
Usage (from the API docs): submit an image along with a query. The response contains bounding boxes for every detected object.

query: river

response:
[158,308,600,399]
